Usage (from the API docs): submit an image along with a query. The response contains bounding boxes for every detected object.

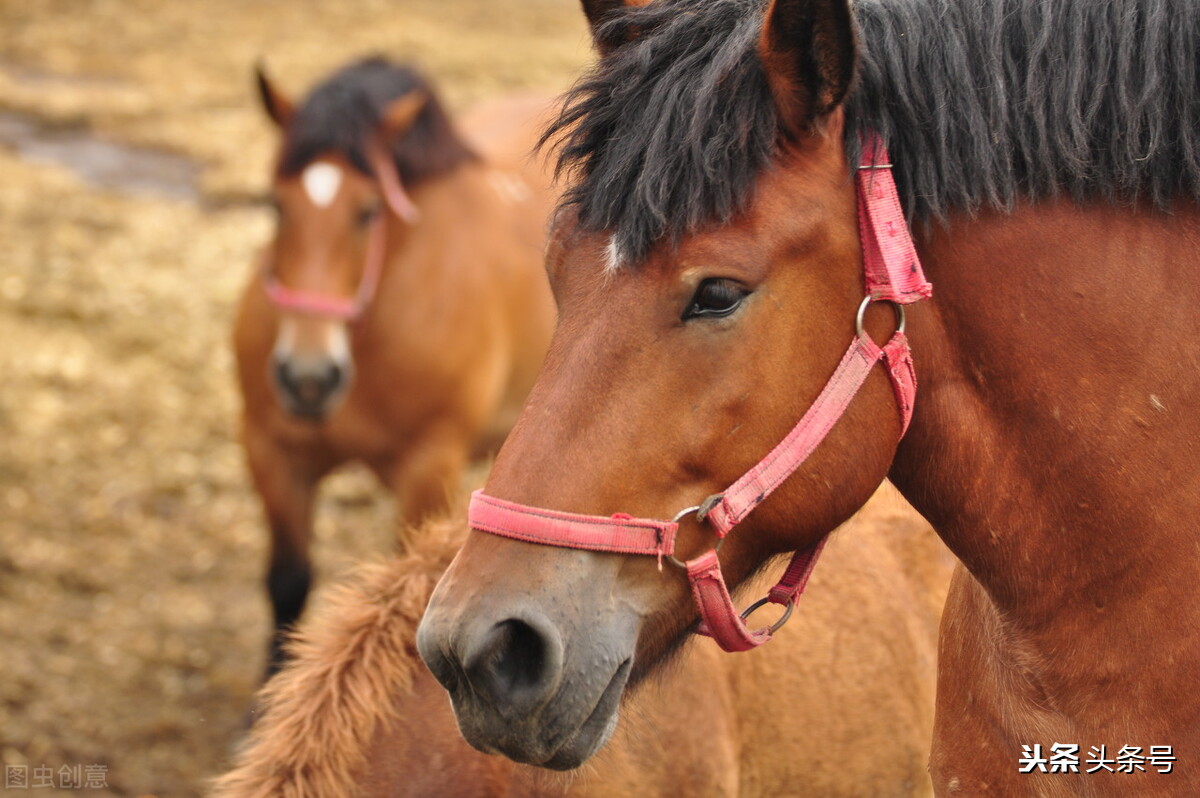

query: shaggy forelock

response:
[544,0,779,267]
[279,57,475,187]
[547,0,1200,269]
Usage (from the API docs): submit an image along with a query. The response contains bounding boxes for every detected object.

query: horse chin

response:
[281,401,330,423]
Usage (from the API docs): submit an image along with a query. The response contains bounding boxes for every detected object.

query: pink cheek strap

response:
[689,330,914,651]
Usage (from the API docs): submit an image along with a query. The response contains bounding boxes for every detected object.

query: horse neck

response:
[891,197,1200,631]
[376,164,477,287]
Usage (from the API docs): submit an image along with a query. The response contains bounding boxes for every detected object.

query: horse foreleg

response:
[244,427,320,679]
[388,425,470,546]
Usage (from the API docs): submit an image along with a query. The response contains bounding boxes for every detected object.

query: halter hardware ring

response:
[739,596,795,635]
[670,505,702,524]
[855,295,906,340]
[666,499,724,570]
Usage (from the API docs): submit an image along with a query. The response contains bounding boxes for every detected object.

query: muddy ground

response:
[0,2,590,795]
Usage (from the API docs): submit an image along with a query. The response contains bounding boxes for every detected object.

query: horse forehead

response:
[301,160,345,208]
[546,206,770,292]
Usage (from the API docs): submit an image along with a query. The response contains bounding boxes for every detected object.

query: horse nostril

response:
[273,357,295,393]
[488,620,546,693]
[322,362,343,393]
[272,357,346,414]
[463,616,563,714]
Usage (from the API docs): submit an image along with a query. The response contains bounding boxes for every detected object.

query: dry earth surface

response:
[0,2,590,795]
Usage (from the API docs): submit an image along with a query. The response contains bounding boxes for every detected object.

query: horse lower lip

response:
[538,657,632,770]
[278,393,329,421]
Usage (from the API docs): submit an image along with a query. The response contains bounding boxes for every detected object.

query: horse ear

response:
[379,90,428,143]
[580,0,652,55]
[758,0,857,131]
[255,62,294,128]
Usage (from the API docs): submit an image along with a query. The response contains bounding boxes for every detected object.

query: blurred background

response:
[0,1,590,794]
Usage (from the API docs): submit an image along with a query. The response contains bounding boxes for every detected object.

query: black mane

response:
[546,0,1200,265]
[278,57,475,186]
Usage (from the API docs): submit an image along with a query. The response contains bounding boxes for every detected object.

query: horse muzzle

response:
[271,353,351,421]
[417,557,638,769]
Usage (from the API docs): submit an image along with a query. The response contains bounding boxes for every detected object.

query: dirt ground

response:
[0,2,590,796]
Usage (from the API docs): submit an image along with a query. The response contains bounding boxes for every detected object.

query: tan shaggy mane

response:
[210,515,467,798]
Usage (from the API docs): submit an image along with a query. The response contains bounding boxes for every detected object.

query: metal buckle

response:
[739,596,795,635]
[855,294,906,340]
[665,494,724,570]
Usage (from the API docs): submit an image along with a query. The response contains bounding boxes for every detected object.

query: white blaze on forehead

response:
[301,161,344,207]
[603,235,625,273]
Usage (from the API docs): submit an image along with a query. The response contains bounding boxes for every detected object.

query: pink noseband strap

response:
[262,213,387,321]
[469,492,680,568]
[469,133,932,653]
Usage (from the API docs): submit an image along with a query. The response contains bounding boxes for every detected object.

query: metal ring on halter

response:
[739,595,795,635]
[855,295,906,340]
[666,504,724,570]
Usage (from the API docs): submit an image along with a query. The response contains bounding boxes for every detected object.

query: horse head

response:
[255,62,426,421]
[418,0,911,769]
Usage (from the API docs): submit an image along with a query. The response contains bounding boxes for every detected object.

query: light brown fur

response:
[213,484,951,798]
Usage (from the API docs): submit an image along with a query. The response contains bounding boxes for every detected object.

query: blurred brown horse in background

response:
[234,58,555,672]
[213,484,951,798]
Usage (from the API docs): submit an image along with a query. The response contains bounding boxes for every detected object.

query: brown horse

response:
[234,58,554,672]
[212,484,950,798]
[417,0,1200,794]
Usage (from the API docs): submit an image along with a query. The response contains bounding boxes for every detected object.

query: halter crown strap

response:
[857,131,932,304]
[468,132,930,653]
[369,139,421,224]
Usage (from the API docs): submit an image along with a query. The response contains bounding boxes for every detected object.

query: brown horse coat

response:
[212,484,951,798]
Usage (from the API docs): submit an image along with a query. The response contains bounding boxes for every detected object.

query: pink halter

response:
[469,133,932,653]
[262,142,420,322]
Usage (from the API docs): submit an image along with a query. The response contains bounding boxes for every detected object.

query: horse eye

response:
[357,201,381,227]
[683,278,748,321]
